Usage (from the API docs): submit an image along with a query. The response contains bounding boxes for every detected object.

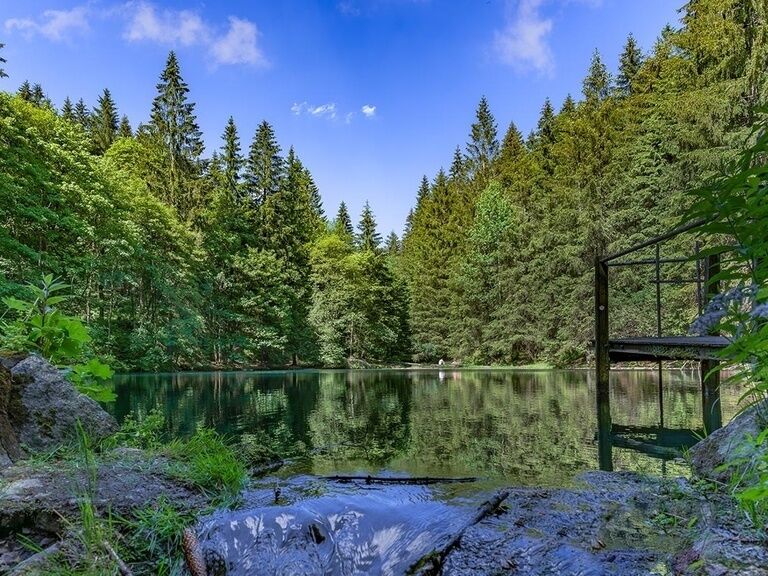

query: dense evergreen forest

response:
[1,0,766,370]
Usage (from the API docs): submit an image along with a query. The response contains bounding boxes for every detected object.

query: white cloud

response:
[361,104,376,118]
[493,0,602,74]
[123,2,267,67]
[124,2,207,46]
[210,17,267,67]
[5,6,90,41]
[493,0,553,74]
[292,102,338,119]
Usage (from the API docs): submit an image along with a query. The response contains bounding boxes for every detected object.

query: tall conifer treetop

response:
[149,51,203,165]
[246,120,283,207]
[583,49,613,102]
[0,42,7,78]
[61,97,74,122]
[617,33,644,95]
[334,201,354,238]
[466,96,499,185]
[357,201,382,251]
[91,88,119,155]
[221,116,243,202]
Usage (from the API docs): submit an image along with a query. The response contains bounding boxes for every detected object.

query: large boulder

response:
[690,399,768,483]
[3,355,117,454]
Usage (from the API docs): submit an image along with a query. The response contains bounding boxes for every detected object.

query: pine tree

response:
[118,115,132,138]
[356,201,382,251]
[148,51,203,216]
[617,34,644,96]
[0,43,7,78]
[91,88,119,155]
[334,201,354,239]
[245,120,283,207]
[466,96,499,186]
[17,81,32,101]
[74,98,90,130]
[583,49,612,102]
[221,116,243,202]
[61,97,75,122]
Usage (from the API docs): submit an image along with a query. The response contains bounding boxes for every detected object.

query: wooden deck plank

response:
[607,336,729,362]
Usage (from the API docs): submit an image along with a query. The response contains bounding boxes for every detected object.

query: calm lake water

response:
[108,369,746,487]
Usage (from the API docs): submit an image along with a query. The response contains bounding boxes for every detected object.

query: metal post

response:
[595,257,612,471]
[655,244,664,427]
[702,253,722,432]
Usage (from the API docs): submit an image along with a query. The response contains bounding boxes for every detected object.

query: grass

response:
[14,412,252,575]
[165,428,248,498]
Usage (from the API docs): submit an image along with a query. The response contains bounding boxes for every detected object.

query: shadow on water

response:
[109,368,746,487]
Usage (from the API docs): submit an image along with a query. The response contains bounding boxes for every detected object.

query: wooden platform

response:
[608,336,729,362]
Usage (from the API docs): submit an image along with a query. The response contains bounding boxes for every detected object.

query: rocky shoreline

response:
[1,355,766,575]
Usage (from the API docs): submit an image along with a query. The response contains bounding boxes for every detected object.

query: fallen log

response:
[407,489,511,575]
[321,475,478,485]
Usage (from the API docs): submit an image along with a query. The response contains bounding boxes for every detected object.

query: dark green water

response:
[108,369,745,487]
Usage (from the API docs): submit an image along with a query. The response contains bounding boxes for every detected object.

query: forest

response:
[1,0,766,371]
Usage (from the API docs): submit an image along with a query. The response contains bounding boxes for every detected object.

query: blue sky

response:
[1,0,681,235]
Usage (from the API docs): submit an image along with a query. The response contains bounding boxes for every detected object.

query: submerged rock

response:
[4,354,117,454]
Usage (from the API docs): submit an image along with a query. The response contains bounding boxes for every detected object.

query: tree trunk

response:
[0,362,22,467]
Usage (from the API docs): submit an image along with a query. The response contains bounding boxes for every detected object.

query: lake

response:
[108,368,746,488]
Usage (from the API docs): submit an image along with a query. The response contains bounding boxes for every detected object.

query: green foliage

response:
[0,275,114,400]
[0,275,89,363]
[106,408,166,450]
[685,113,768,525]
[165,428,247,496]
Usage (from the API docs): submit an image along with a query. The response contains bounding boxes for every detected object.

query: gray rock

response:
[8,354,117,452]
[690,399,768,483]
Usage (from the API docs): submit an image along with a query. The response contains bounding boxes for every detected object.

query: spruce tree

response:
[385,231,401,255]
[334,201,354,238]
[497,121,527,190]
[416,175,431,205]
[0,43,7,78]
[74,98,90,130]
[61,97,75,122]
[118,115,132,138]
[356,201,382,251]
[583,49,612,102]
[31,84,48,107]
[560,94,576,114]
[535,99,557,175]
[466,96,499,186]
[149,51,203,215]
[449,146,468,184]
[91,88,119,155]
[221,116,243,202]
[245,121,283,207]
[617,34,643,96]
[17,81,32,101]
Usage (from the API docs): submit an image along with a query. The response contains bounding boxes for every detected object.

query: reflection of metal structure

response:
[594,219,728,471]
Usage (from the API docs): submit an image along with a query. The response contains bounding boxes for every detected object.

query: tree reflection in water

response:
[109,369,746,486]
